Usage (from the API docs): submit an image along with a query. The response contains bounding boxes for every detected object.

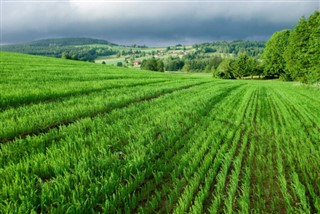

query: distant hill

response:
[27,37,118,47]
[1,38,266,65]
[2,38,119,62]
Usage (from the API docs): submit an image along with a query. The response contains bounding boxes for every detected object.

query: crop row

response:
[0,79,209,142]
[1,71,319,212]
[247,82,320,213]
[1,81,246,213]
[0,78,171,109]
[1,52,198,109]
[269,85,320,212]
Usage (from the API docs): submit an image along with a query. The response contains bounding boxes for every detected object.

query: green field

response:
[1,52,319,213]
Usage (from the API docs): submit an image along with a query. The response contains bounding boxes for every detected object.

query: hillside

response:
[2,38,265,68]
[1,38,119,61]
[1,52,320,213]
[27,37,117,46]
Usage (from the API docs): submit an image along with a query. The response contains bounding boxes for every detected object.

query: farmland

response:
[1,38,264,69]
[0,52,320,213]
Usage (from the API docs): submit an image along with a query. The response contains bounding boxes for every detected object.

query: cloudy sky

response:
[1,0,319,46]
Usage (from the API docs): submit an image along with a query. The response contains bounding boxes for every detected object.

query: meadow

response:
[0,52,319,213]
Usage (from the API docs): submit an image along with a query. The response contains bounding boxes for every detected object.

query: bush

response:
[141,58,164,72]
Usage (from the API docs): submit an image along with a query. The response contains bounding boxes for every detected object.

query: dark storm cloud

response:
[1,1,319,46]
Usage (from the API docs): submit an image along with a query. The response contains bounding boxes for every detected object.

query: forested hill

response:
[1,38,265,65]
[27,38,117,46]
[1,38,119,62]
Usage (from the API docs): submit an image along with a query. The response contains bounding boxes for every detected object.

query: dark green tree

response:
[164,58,184,71]
[214,58,235,79]
[141,58,164,72]
[156,59,164,72]
[285,11,320,83]
[233,53,254,79]
[263,30,291,78]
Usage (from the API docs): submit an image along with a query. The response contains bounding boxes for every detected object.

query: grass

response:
[0,52,319,213]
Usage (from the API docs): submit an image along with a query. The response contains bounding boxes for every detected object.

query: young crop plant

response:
[1,52,320,213]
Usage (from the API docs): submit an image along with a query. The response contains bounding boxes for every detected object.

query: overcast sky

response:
[1,0,319,46]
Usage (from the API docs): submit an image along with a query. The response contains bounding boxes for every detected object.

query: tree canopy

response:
[284,11,320,83]
[263,10,320,84]
[263,30,291,77]
[141,58,164,72]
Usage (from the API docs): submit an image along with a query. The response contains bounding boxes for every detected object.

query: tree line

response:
[140,40,265,73]
[263,10,320,84]
[193,40,265,57]
[141,10,319,84]
[140,49,263,78]
[213,53,263,79]
[214,10,319,82]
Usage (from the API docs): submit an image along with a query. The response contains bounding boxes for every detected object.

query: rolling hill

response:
[1,38,265,66]
[1,38,119,61]
[27,37,117,46]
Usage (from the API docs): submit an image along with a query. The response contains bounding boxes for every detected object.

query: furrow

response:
[0,79,170,111]
[0,81,207,144]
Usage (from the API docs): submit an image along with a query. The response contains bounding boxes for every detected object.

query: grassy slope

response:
[0,52,319,213]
